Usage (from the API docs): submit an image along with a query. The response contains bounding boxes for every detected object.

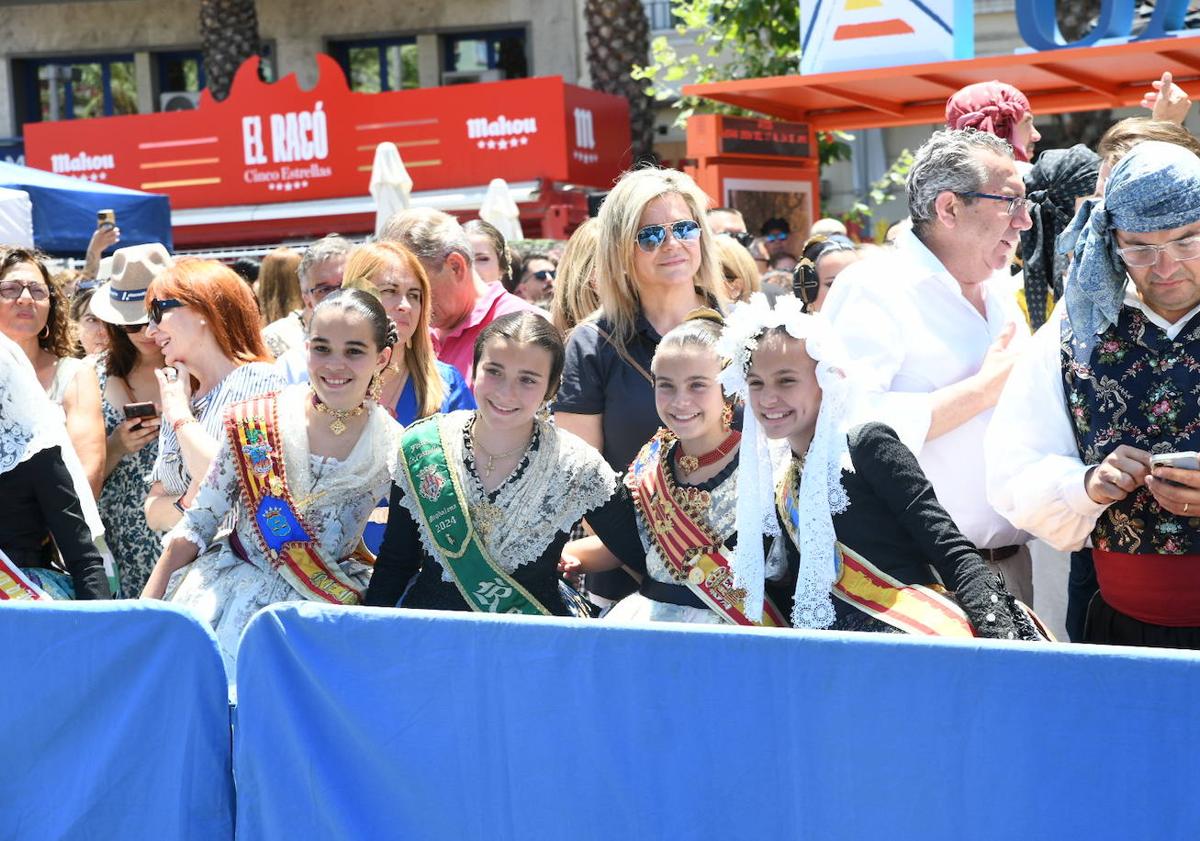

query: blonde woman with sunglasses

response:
[554,167,725,607]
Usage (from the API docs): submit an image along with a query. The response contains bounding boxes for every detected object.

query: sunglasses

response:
[0,281,50,301]
[725,231,754,248]
[149,298,185,324]
[636,219,702,252]
[120,322,148,334]
[527,269,556,282]
[764,232,789,242]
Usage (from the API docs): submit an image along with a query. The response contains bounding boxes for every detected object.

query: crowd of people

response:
[5,70,1200,671]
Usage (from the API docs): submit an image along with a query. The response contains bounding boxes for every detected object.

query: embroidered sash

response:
[398,417,551,616]
[777,468,974,637]
[629,431,787,627]
[0,548,49,600]
[227,396,363,605]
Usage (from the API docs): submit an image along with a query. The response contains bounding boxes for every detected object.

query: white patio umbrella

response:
[478,178,524,242]
[0,186,34,247]
[369,142,413,236]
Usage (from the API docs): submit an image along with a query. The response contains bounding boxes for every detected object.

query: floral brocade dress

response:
[94,355,161,596]
[163,385,398,675]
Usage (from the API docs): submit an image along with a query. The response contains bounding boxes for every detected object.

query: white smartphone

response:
[1150,451,1200,471]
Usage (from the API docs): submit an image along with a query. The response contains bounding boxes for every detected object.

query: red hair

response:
[147,258,272,363]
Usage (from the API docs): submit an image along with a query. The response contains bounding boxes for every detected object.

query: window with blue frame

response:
[329,37,419,93]
[21,55,137,122]
[442,28,527,80]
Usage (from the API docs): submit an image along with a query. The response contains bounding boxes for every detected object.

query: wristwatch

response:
[173,495,187,514]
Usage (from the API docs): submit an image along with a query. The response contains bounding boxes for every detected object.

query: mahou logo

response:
[466,114,538,150]
[572,108,597,165]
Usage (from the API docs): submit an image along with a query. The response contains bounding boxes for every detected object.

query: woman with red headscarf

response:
[946,80,1041,167]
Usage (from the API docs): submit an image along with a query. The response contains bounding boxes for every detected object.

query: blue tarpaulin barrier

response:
[0,161,172,255]
[234,604,1200,840]
[0,601,233,840]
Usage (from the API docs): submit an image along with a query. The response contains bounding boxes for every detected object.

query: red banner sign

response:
[24,56,631,210]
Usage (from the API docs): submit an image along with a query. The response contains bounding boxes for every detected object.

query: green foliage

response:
[633,0,854,166]
[633,0,799,124]
[832,149,914,236]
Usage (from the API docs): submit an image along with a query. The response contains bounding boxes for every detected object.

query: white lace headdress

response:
[715,293,855,628]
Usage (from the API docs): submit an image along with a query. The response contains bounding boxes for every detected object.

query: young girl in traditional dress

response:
[142,289,402,670]
[560,311,790,626]
[720,292,1042,639]
[365,312,616,616]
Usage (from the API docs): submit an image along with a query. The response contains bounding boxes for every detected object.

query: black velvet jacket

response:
[778,423,1037,640]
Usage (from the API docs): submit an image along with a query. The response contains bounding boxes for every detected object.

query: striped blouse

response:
[150,362,284,495]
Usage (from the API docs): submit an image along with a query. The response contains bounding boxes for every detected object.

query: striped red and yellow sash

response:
[629,431,787,627]
[832,543,974,637]
[0,548,49,601]
[227,395,363,606]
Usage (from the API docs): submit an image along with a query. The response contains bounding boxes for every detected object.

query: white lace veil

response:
[716,293,856,628]
[0,332,115,590]
[0,332,64,476]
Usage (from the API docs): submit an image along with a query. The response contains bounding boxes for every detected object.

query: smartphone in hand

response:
[123,401,157,430]
[1150,451,1200,471]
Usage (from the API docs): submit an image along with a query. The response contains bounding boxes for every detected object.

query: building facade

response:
[0,0,589,155]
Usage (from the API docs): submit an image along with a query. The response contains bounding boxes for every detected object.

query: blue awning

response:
[0,161,172,255]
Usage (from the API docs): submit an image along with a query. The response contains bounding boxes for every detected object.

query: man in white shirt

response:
[988,141,1200,649]
[272,235,352,383]
[823,128,1035,601]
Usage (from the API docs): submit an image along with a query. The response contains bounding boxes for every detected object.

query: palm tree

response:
[200,0,263,101]
[584,0,656,164]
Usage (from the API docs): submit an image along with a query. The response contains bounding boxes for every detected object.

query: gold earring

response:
[367,373,384,402]
[721,402,733,430]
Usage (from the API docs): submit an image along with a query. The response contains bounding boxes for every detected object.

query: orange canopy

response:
[683,37,1200,131]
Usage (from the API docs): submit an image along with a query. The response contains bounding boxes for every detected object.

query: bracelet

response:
[172,416,198,435]
[173,495,187,514]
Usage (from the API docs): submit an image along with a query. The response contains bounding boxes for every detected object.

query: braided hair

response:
[312,288,399,351]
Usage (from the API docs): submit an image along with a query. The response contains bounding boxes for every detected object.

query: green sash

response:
[399,416,551,616]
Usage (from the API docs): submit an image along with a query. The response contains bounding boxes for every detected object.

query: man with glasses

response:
[822,128,1038,605]
[989,141,1200,649]
[380,208,541,384]
[706,207,748,240]
[271,234,353,383]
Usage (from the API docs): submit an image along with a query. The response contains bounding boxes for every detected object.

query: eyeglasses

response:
[636,219,702,252]
[0,281,50,301]
[527,269,556,282]
[310,282,342,301]
[1116,235,1200,268]
[764,232,789,242]
[958,191,1032,217]
[149,298,185,324]
[120,322,148,334]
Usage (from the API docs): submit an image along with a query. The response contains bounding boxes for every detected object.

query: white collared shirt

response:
[985,284,1200,552]
[822,229,1031,548]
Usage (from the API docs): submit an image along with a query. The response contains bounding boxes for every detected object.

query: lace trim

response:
[394,411,617,581]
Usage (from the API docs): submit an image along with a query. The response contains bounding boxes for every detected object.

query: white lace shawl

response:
[0,333,62,476]
[0,334,110,550]
[168,385,399,565]
[390,410,618,582]
[716,293,856,628]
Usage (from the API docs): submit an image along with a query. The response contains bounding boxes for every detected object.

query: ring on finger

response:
[164,367,178,382]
